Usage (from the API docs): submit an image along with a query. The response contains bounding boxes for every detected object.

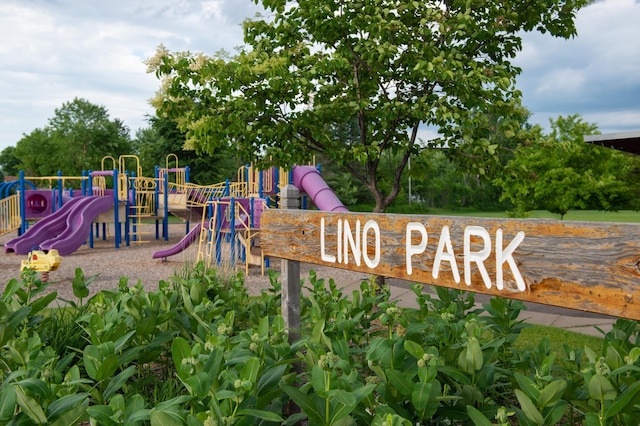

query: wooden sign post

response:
[261,210,640,320]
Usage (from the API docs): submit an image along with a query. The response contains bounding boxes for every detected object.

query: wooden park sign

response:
[261,209,640,321]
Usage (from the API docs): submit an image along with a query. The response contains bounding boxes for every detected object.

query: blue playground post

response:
[163,171,169,241]
[215,202,222,265]
[154,166,160,240]
[229,198,236,270]
[81,170,87,196]
[57,171,63,211]
[18,170,26,235]
[113,169,121,249]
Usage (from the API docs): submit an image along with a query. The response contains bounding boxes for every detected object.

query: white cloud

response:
[0,0,638,153]
[0,0,263,150]
[515,0,640,133]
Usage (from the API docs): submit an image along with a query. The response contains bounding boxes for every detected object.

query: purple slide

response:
[39,196,114,256]
[4,197,86,255]
[292,165,349,212]
[152,223,202,260]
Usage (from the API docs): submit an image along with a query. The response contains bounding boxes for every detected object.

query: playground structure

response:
[0,155,348,276]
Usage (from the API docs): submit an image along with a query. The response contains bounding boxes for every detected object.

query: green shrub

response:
[0,264,638,425]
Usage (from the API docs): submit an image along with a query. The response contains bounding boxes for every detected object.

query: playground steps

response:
[236,232,264,275]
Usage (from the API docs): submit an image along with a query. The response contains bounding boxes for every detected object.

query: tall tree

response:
[147,0,589,212]
[132,116,241,184]
[12,98,132,177]
[0,146,24,178]
[48,98,132,174]
[496,115,634,219]
[13,128,56,176]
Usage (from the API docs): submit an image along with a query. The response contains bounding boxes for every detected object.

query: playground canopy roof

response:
[585,130,640,155]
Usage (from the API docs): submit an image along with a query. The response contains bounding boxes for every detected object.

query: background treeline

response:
[2,98,639,216]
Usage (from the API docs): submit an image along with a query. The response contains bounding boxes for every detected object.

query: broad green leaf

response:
[213,390,237,400]
[281,384,325,425]
[514,372,541,401]
[311,365,329,395]
[15,378,50,400]
[583,412,602,426]
[257,364,287,397]
[28,291,57,315]
[328,390,358,424]
[537,379,567,409]
[332,339,350,361]
[72,268,90,299]
[109,394,125,414]
[366,338,394,365]
[113,329,136,352]
[87,405,116,426]
[237,408,284,422]
[3,278,21,299]
[386,369,413,397]
[412,382,432,411]
[588,374,617,401]
[127,409,152,424]
[125,394,147,419]
[327,389,356,407]
[544,401,569,426]
[103,365,136,401]
[605,380,640,417]
[172,337,193,382]
[350,384,376,403]
[185,372,211,398]
[257,314,269,336]
[438,366,471,385]
[403,340,424,360]
[466,405,494,426]
[150,410,186,426]
[465,338,483,372]
[97,354,120,381]
[46,393,89,420]
[515,389,545,425]
[7,306,31,328]
[0,384,17,421]
[0,323,15,347]
[48,404,89,426]
[15,386,48,425]
[240,357,261,385]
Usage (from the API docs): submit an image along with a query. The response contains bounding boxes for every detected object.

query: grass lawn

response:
[513,324,605,356]
[407,208,640,223]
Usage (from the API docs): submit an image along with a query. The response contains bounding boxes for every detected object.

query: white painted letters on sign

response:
[320,218,381,269]
[321,217,525,292]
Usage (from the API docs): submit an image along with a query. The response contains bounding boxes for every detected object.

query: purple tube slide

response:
[292,165,349,212]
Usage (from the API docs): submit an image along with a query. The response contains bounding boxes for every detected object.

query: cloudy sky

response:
[1,0,639,152]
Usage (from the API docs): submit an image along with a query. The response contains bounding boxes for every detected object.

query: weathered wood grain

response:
[261,210,640,320]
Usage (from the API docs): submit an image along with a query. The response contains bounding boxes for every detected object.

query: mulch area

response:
[0,223,365,303]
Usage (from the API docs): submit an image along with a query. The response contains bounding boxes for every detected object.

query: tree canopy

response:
[496,114,636,219]
[148,0,589,212]
[132,116,242,184]
[11,98,132,177]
